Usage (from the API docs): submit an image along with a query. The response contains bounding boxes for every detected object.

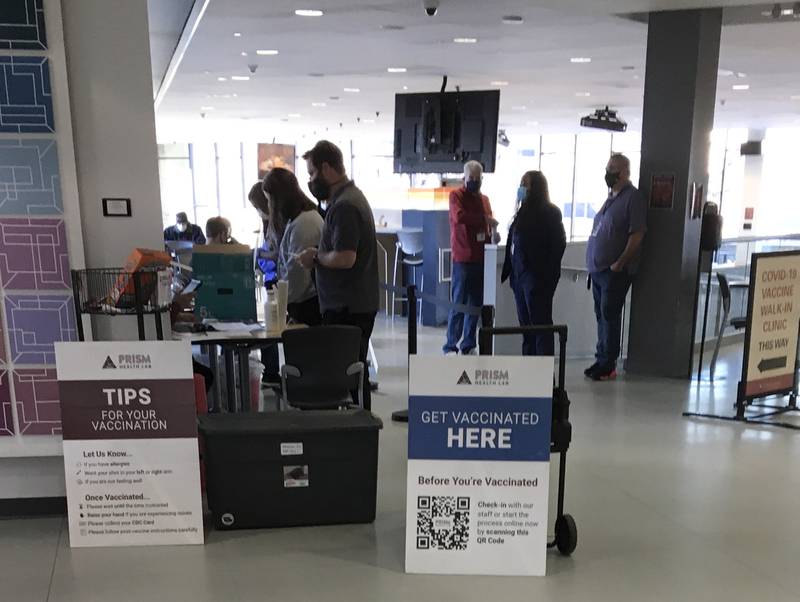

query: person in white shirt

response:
[263,167,324,325]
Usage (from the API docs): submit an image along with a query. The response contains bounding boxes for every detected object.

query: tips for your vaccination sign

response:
[406,356,553,576]
[56,341,204,548]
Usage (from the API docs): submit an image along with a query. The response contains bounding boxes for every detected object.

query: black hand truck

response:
[478,320,578,556]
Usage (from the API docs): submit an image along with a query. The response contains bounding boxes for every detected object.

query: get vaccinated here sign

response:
[405,356,553,576]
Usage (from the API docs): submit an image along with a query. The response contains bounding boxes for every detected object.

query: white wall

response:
[62,0,164,269]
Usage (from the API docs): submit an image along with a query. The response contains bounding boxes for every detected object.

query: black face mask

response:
[605,170,621,189]
[308,176,331,202]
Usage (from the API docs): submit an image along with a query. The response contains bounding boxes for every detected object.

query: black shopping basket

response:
[478,323,577,556]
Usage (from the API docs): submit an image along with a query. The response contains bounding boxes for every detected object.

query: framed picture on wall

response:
[649,174,675,209]
[257,143,296,179]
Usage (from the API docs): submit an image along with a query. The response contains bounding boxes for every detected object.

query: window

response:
[707,128,747,239]
[157,143,192,227]
[572,133,612,240]
[540,135,576,239]
[759,129,800,236]
[190,142,219,223]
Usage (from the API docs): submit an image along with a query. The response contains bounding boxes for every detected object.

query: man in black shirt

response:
[164,212,206,244]
[298,141,379,410]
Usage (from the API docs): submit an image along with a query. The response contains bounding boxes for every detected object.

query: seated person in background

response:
[205,216,239,245]
[263,167,324,325]
[164,212,206,245]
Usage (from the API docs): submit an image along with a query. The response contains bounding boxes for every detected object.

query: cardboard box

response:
[192,244,256,321]
[110,248,171,308]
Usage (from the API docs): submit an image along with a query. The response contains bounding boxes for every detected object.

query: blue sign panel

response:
[408,395,552,462]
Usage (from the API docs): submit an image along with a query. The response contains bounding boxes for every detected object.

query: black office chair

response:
[709,272,748,380]
[280,326,365,409]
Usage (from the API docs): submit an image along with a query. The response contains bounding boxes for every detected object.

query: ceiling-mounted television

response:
[393,89,500,174]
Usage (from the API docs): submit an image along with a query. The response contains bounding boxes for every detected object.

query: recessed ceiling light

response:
[718,69,734,77]
[240,52,248,56]
[453,37,478,44]
[403,85,408,90]
[312,102,327,107]
[387,67,407,73]
[231,75,250,81]
[217,76,227,82]
[502,15,524,24]
[344,87,361,93]
[732,84,750,91]
[490,80,509,86]
[295,9,323,17]
[288,113,302,118]
[736,72,747,78]
[256,49,279,56]
[570,57,591,63]
[232,93,238,97]
[575,92,591,97]
[201,106,214,111]
[233,32,242,37]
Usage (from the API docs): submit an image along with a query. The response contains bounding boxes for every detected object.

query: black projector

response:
[580,106,627,132]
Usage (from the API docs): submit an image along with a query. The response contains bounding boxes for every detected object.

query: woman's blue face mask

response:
[517,185,527,203]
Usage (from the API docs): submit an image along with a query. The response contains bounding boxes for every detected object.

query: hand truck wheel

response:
[555,514,577,556]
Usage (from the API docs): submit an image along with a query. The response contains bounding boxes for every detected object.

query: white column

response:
[61,0,166,340]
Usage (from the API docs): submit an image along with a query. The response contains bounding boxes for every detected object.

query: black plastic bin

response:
[198,410,383,530]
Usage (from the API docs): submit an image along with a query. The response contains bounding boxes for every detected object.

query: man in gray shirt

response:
[585,153,647,381]
[298,140,379,409]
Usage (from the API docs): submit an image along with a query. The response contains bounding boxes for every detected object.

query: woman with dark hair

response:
[263,167,324,326]
[501,171,566,356]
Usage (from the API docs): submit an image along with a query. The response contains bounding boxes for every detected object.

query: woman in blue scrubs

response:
[501,171,566,356]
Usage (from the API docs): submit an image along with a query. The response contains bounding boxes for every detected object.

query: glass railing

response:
[696,233,800,344]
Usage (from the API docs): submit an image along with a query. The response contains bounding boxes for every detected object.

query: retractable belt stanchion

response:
[391,284,416,423]
[379,281,489,423]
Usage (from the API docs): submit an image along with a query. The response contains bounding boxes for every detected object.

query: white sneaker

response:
[444,351,458,356]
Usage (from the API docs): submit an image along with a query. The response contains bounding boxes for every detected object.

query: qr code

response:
[416,496,470,550]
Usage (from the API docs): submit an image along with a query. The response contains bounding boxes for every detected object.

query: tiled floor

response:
[3,317,800,601]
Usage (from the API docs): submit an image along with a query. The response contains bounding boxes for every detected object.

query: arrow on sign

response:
[758,356,787,373]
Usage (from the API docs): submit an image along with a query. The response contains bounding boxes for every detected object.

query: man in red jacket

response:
[443,161,496,355]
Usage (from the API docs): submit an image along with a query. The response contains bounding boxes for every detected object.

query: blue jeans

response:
[444,262,484,353]
[512,275,558,356]
[591,269,632,368]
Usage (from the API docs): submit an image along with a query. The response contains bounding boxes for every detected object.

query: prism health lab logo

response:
[457,371,472,385]
[457,368,510,386]
[101,354,152,370]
